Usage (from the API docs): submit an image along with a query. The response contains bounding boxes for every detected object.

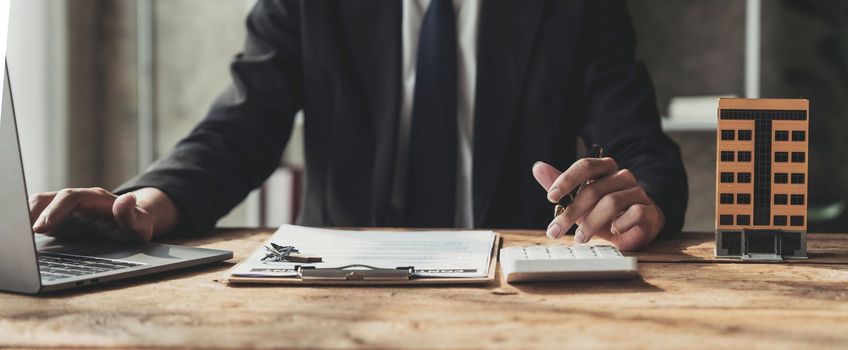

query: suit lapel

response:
[473,0,543,226]
[337,1,402,225]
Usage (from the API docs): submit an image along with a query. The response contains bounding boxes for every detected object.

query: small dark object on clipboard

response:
[262,243,323,263]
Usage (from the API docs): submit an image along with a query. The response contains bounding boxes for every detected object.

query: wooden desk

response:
[1,229,847,349]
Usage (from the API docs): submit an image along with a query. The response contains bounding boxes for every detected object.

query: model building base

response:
[715,229,807,261]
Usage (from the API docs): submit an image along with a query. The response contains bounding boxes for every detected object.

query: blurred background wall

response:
[7,0,847,232]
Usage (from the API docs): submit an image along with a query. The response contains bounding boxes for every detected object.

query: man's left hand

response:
[532,158,665,250]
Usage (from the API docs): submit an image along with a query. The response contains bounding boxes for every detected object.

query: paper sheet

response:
[230,225,496,278]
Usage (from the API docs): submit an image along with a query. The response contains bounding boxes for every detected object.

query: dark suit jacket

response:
[118,0,688,236]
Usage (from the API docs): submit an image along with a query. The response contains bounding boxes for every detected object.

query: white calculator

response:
[499,245,638,283]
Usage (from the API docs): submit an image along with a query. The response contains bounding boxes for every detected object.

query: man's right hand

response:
[28,187,178,243]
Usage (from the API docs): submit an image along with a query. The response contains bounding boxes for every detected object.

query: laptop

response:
[0,19,232,295]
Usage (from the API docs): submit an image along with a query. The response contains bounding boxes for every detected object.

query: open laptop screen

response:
[0,0,43,294]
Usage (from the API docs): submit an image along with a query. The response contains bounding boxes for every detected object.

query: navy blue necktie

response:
[404,0,457,227]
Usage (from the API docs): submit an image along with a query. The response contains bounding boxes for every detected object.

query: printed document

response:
[230,225,496,278]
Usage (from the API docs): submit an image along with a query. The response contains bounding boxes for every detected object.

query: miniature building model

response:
[715,98,808,260]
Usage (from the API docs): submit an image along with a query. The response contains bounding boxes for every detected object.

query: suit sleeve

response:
[576,0,688,236]
[115,0,303,235]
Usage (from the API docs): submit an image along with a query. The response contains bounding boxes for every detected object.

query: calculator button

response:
[594,247,622,258]
[502,246,526,259]
[548,246,574,259]
[571,246,597,258]
[524,246,550,259]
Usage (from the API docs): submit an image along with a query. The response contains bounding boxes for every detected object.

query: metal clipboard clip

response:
[296,264,415,281]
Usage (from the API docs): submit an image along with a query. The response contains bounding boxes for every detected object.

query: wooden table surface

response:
[1,228,847,349]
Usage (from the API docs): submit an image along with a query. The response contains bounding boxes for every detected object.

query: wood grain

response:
[1,228,847,349]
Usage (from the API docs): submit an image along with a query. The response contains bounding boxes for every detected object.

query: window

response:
[774,173,788,184]
[790,215,804,226]
[720,130,735,141]
[736,215,750,226]
[791,194,805,205]
[791,152,805,163]
[720,151,734,162]
[720,172,734,183]
[737,172,751,183]
[775,152,789,162]
[774,194,788,205]
[719,215,733,225]
[720,193,734,204]
[737,151,751,162]
[791,131,806,141]
[737,130,752,140]
[791,173,805,184]
[737,194,751,204]
[773,215,787,226]
[775,130,789,141]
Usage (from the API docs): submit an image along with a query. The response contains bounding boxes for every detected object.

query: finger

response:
[576,186,650,243]
[532,161,562,191]
[111,193,153,243]
[547,157,618,203]
[113,193,155,243]
[113,193,138,230]
[545,169,636,240]
[35,188,116,232]
[28,191,56,223]
[46,212,107,240]
[32,188,116,233]
[593,202,663,250]
[546,214,568,240]
[558,169,639,232]
[591,224,654,251]
[611,204,655,235]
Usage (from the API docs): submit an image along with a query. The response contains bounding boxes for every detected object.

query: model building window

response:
[773,215,788,226]
[774,173,789,184]
[736,215,750,225]
[720,151,734,162]
[790,215,804,226]
[774,130,789,141]
[790,173,805,184]
[775,152,789,162]
[720,193,734,204]
[720,172,734,183]
[720,130,735,140]
[774,194,788,205]
[737,130,752,141]
[736,193,751,204]
[719,215,733,225]
[737,172,751,183]
[791,131,806,141]
[791,152,805,163]
[791,194,805,205]
[737,151,751,162]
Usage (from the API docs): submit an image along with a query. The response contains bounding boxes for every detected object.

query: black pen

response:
[554,144,604,218]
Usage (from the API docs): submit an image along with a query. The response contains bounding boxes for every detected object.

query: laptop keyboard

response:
[38,252,143,282]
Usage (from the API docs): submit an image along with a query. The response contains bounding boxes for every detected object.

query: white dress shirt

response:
[391,0,480,228]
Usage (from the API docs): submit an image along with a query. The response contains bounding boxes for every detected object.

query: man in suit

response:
[27,0,687,250]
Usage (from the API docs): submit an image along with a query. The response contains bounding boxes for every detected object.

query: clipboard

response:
[226,233,500,285]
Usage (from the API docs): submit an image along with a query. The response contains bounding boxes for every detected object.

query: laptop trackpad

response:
[35,234,181,265]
